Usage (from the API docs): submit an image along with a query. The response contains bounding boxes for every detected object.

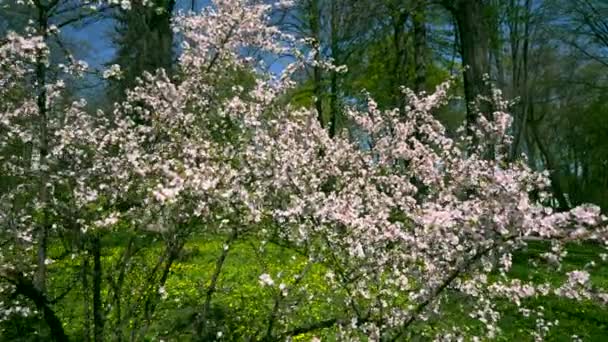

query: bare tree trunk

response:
[109,237,135,342]
[413,0,427,93]
[151,0,176,72]
[140,239,183,338]
[531,122,570,211]
[328,0,339,138]
[390,10,408,110]
[82,257,91,342]
[34,0,50,296]
[446,0,492,139]
[489,0,505,90]
[92,234,104,342]
[309,0,324,129]
[525,123,536,168]
[510,0,533,160]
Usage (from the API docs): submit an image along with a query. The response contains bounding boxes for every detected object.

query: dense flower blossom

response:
[259,273,275,287]
[0,0,607,340]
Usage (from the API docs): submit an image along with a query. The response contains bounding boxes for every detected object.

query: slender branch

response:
[283,318,339,337]
[281,315,379,339]
[139,238,184,338]
[195,227,239,336]
[55,5,117,29]
[48,277,78,304]
[388,241,506,341]
[263,259,314,340]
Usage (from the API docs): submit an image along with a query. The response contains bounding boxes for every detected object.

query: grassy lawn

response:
[156,239,608,340]
[10,235,605,341]
[434,241,608,341]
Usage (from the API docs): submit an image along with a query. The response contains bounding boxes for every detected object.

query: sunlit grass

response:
[39,235,608,340]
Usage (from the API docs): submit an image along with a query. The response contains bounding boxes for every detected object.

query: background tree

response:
[107,0,176,102]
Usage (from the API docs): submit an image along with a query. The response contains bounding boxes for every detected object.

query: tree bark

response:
[82,256,91,342]
[34,1,50,295]
[413,0,427,93]
[1,270,69,342]
[328,0,340,138]
[390,10,408,110]
[141,240,182,335]
[531,122,570,211]
[510,0,533,160]
[446,0,492,139]
[92,234,104,342]
[309,0,324,129]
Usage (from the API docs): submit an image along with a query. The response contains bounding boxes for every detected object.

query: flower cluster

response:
[1,0,607,340]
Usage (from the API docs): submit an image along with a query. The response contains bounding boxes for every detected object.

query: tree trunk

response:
[449,0,492,138]
[309,0,324,129]
[151,0,175,72]
[34,0,49,296]
[413,0,427,93]
[92,234,104,342]
[82,257,91,342]
[390,10,408,110]
[531,122,570,211]
[328,0,339,138]
[195,229,237,337]
[141,241,182,338]
[510,0,533,160]
[489,0,505,90]
[109,0,176,102]
[1,270,69,342]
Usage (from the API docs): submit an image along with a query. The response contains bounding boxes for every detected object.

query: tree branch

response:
[0,269,69,342]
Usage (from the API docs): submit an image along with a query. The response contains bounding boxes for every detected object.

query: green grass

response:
[156,237,342,340]
[157,238,608,340]
[499,241,608,341]
[428,241,608,341]
[5,235,607,341]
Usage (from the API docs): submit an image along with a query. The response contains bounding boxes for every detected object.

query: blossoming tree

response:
[1,0,607,341]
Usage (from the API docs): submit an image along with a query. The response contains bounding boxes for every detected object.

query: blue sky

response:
[62,19,116,70]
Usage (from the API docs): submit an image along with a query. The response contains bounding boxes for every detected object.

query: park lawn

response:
[40,235,608,341]
[430,241,608,341]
